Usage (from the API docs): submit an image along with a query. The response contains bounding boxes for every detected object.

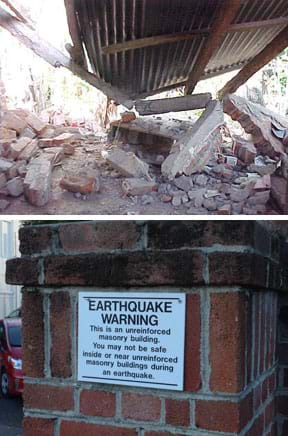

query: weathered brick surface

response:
[80,390,116,417]
[165,399,190,427]
[195,400,240,432]
[209,253,268,288]
[22,291,44,377]
[24,384,74,411]
[122,393,161,422]
[184,294,201,391]
[50,292,71,378]
[147,221,255,249]
[209,292,247,393]
[145,432,184,436]
[19,226,53,255]
[6,257,39,285]
[44,251,205,286]
[23,417,55,436]
[59,222,142,252]
[60,421,137,436]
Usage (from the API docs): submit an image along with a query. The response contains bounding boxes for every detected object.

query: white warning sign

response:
[78,292,186,390]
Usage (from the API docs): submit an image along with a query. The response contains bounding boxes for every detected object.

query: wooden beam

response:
[185,0,242,95]
[218,25,288,98]
[0,5,133,108]
[135,93,212,116]
[64,0,87,68]
[102,17,288,55]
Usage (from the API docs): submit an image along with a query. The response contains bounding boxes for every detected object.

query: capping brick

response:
[24,384,74,411]
[184,294,201,392]
[22,291,44,377]
[43,251,205,287]
[59,222,142,252]
[80,390,116,417]
[50,292,71,378]
[60,421,137,436]
[23,417,55,436]
[122,393,161,422]
[6,257,39,285]
[208,253,268,288]
[165,398,190,427]
[19,225,53,255]
[209,292,247,393]
[147,221,255,249]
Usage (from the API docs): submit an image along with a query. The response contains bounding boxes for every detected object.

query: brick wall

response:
[6,221,288,436]
[276,293,288,434]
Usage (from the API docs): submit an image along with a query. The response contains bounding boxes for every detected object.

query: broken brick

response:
[234,136,257,164]
[60,175,99,194]
[24,159,52,206]
[10,137,32,160]
[1,111,28,134]
[6,177,24,197]
[18,139,38,161]
[106,149,151,180]
[122,178,157,196]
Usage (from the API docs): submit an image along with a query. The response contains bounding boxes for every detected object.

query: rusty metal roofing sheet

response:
[70,0,288,98]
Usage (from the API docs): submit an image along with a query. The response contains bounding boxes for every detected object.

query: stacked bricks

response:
[6,221,288,436]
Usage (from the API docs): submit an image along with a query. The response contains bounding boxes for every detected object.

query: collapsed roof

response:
[1,0,288,106]
[65,0,288,98]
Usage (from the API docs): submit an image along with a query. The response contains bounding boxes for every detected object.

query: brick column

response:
[6,221,288,436]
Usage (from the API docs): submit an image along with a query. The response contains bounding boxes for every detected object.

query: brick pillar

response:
[6,221,288,436]
[277,294,288,434]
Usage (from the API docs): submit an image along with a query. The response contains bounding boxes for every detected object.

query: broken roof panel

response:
[67,0,288,98]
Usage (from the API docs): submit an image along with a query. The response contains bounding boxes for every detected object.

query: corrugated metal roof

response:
[69,0,288,99]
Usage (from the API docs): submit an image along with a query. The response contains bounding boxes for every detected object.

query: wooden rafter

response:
[0,5,133,108]
[184,0,242,95]
[218,25,288,98]
[64,0,87,68]
[102,16,288,55]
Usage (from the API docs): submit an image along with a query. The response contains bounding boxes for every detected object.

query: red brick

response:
[23,417,55,436]
[60,421,137,436]
[253,384,262,412]
[260,295,266,374]
[80,390,116,417]
[44,251,205,287]
[22,291,44,377]
[184,294,201,391]
[50,292,71,378]
[265,399,275,428]
[6,257,39,285]
[247,413,264,436]
[24,384,74,411]
[122,393,161,422]
[209,292,247,393]
[19,225,53,254]
[209,253,268,288]
[253,293,260,379]
[268,372,276,394]
[165,399,190,427]
[196,394,252,433]
[196,400,240,432]
[59,222,142,252]
[262,376,269,403]
[147,221,255,249]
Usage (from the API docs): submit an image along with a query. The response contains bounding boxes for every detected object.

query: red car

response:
[0,318,23,397]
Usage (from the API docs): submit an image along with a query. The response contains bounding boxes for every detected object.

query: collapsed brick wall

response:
[6,221,288,436]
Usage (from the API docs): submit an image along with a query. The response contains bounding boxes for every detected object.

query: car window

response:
[8,325,22,347]
[0,324,7,350]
